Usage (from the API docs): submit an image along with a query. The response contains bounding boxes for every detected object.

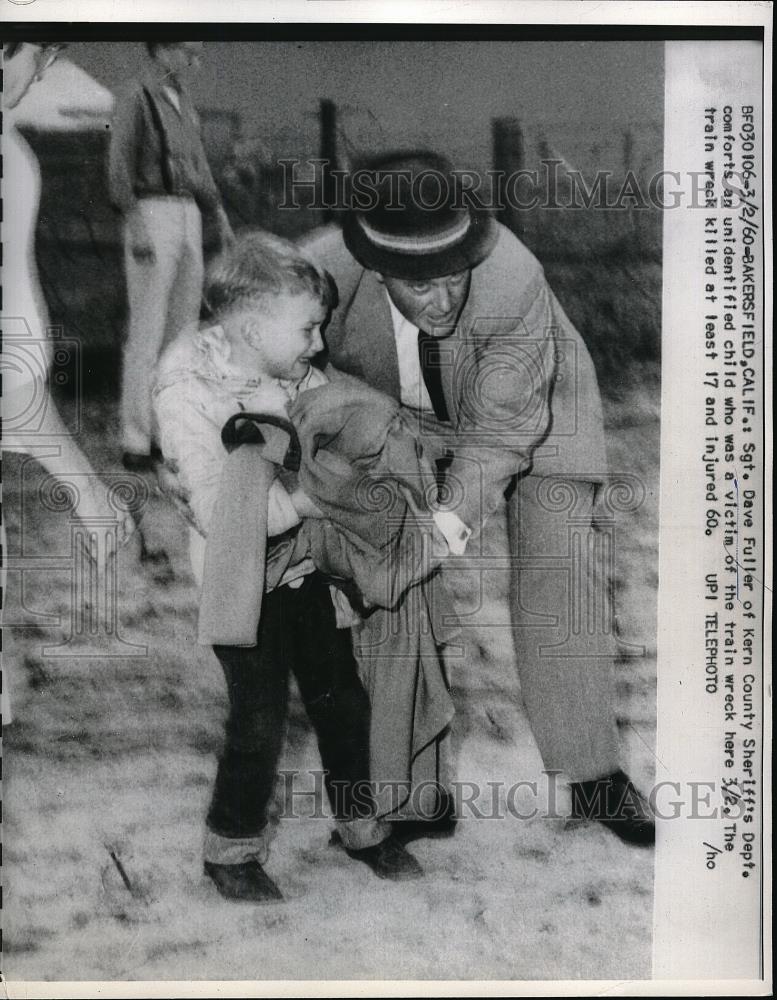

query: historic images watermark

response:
[275,770,757,829]
[277,157,756,213]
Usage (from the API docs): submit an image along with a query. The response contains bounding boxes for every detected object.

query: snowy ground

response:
[1,377,658,984]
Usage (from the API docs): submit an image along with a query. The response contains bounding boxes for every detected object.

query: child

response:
[152,232,423,902]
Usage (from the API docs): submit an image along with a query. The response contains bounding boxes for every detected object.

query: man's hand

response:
[289,487,325,519]
[156,458,201,531]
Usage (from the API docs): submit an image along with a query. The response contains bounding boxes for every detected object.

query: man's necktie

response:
[417,329,450,423]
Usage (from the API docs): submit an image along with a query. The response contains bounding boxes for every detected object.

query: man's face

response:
[155,42,203,81]
[380,269,472,336]
[239,291,327,382]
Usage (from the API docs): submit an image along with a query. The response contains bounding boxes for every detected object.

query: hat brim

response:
[343,207,499,281]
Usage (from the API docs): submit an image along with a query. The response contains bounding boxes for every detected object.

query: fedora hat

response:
[343,150,498,280]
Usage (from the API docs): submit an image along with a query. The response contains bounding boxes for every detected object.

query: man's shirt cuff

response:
[432,510,472,555]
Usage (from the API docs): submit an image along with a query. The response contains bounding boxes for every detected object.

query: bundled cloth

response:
[198,374,458,820]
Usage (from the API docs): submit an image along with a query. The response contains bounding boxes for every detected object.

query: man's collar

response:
[142,61,185,94]
[384,289,415,336]
[383,288,463,339]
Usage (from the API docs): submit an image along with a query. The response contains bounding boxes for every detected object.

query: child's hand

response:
[289,487,325,519]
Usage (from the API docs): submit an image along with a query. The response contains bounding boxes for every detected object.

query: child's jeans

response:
[204,571,389,865]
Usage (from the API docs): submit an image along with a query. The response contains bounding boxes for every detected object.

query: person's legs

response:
[506,475,654,844]
[204,587,291,899]
[162,201,204,348]
[120,199,182,458]
[290,575,423,878]
[287,575,380,843]
[1,521,11,726]
[206,575,422,887]
[506,475,621,782]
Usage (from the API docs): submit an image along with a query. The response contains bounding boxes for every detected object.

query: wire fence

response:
[23,103,664,366]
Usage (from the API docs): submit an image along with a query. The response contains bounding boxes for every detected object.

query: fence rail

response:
[20,100,663,362]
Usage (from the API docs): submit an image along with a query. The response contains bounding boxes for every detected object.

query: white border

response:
[1,2,772,997]
[0,0,771,27]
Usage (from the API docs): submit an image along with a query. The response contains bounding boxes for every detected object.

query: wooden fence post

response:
[492,116,526,240]
[319,98,338,222]
[536,135,557,252]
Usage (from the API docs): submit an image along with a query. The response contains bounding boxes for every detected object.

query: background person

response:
[1,41,135,723]
[108,40,233,471]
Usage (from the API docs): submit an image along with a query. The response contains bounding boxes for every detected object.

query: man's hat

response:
[343,150,498,280]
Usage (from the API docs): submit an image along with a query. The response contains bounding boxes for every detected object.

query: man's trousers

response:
[505,474,621,782]
[410,407,622,784]
[120,196,203,455]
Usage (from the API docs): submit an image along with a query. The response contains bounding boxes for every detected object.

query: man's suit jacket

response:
[301,222,608,530]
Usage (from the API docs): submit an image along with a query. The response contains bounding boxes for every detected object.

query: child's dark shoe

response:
[204,859,284,902]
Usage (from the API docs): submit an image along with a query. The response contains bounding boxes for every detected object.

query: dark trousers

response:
[207,573,374,840]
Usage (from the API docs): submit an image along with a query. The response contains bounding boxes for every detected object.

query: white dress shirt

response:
[386,292,436,413]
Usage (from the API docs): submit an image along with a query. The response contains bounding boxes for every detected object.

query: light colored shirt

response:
[386,292,435,413]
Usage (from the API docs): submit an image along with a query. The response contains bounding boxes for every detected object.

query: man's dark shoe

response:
[331,831,424,881]
[121,446,163,473]
[571,769,655,846]
[122,452,154,473]
[204,859,284,902]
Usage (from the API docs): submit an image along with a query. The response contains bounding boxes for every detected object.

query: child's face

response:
[241,291,327,382]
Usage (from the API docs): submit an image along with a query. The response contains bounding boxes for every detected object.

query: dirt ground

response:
[1,379,658,984]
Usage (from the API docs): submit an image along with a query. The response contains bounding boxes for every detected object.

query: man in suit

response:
[300,150,654,845]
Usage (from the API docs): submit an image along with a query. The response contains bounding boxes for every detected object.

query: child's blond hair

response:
[204,230,336,319]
